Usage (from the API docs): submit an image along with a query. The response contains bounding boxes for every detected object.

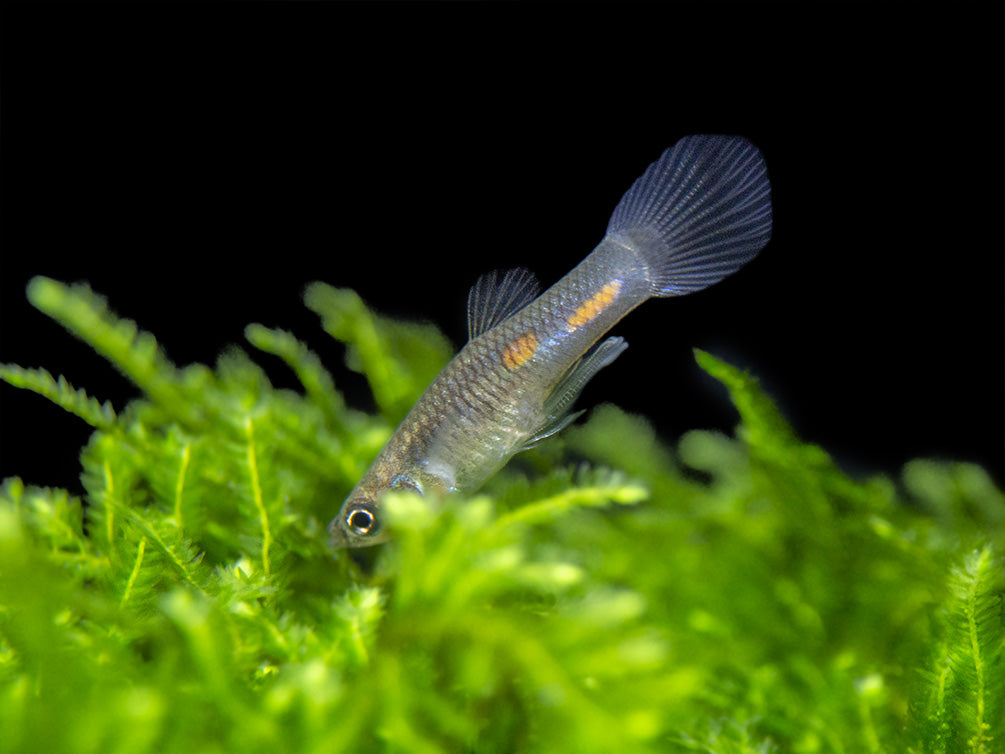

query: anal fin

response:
[522,336,628,449]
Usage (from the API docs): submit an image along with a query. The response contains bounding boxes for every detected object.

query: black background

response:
[2,4,1002,494]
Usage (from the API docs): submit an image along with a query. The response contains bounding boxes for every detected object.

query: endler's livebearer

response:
[330,134,773,547]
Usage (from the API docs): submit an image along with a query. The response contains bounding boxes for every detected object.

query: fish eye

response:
[345,505,379,536]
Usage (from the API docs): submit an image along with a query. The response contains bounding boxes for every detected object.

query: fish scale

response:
[331,134,773,547]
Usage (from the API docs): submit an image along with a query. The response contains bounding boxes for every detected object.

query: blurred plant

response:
[1,277,1002,753]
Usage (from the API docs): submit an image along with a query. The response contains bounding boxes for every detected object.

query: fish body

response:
[331,135,772,547]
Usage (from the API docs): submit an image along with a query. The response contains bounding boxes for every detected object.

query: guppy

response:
[330,134,772,547]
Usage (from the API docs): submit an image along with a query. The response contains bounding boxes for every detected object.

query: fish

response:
[330,134,772,547]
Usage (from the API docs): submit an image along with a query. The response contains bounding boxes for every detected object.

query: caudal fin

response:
[606,134,772,297]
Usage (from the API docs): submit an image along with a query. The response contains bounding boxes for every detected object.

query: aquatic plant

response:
[1,277,1002,753]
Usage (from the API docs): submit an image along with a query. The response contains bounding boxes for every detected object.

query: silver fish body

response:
[331,135,772,547]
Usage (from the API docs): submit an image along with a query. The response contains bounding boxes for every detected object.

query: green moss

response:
[1,277,1003,753]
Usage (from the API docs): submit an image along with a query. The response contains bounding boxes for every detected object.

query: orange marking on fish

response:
[501,332,538,369]
[566,280,622,331]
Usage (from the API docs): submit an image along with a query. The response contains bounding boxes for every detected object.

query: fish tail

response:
[606,134,772,297]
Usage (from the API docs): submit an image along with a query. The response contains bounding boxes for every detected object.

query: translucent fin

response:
[467,267,542,340]
[523,336,628,448]
[521,410,585,450]
[606,134,772,297]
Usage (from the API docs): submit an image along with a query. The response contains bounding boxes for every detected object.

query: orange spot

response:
[566,280,622,331]
[502,332,538,369]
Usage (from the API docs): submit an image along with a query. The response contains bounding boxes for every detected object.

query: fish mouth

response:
[328,517,350,549]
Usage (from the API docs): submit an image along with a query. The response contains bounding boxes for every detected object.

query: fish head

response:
[329,489,390,548]
[329,470,427,548]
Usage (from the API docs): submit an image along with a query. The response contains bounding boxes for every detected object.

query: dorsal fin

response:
[466,267,541,340]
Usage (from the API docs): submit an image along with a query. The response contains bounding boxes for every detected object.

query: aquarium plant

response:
[1,277,1002,753]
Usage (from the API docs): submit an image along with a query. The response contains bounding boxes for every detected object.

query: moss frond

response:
[244,323,346,426]
[910,546,1004,753]
[491,465,647,532]
[1,279,1003,753]
[26,276,199,428]
[303,282,452,421]
[0,365,117,430]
